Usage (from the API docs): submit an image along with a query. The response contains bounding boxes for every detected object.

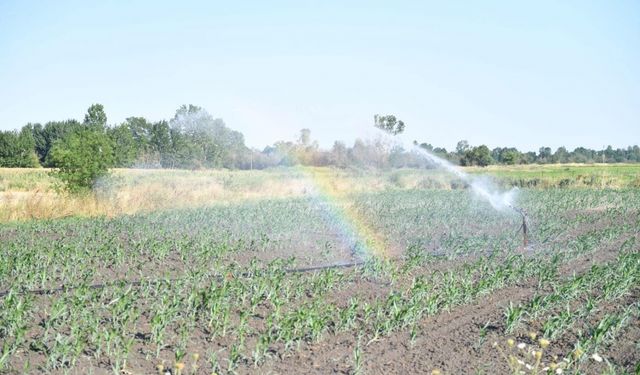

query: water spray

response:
[372,121,532,248]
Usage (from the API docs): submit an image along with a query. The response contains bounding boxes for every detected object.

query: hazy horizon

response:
[1,1,638,152]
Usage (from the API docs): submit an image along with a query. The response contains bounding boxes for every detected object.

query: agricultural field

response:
[2,165,639,222]
[0,167,639,374]
[467,164,640,189]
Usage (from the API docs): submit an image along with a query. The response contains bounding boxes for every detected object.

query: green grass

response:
[466,164,640,188]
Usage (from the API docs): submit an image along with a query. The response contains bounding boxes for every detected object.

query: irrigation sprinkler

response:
[508,204,529,247]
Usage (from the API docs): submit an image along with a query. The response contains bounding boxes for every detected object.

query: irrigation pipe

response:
[0,218,536,298]
[0,259,373,298]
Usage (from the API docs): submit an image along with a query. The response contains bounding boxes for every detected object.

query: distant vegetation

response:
[1,165,638,222]
[1,104,638,175]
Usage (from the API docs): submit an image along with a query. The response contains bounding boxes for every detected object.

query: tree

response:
[570,147,595,163]
[149,120,172,167]
[271,141,297,166]
[374,114,405,135]
[0,128,39,167]
[456,140,470,155]
[501,149,521,165]
[168,104,248,168]
[604,145,614,163]
[298,128,311,146]
[552,146,569,163]
[522,151,538,164]
[108,123,138,167]
[492,147,521,165]
[49,129,114,192]
[170,127,204,168]
[32,120,82,165]
[461,145,493,167]
[432,147,446,154]
[476,145,493,166]
[84,103,107,130]
[125,116,152,152]
[418,142,434,151]
[538,147,552,163]
[629,146,640,162]
[330,141,349,168]
[17,126,39,167]
[295,128,319,165]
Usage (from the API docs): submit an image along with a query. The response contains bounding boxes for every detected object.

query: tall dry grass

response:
[0,167,455,222]
[0,168,317,221]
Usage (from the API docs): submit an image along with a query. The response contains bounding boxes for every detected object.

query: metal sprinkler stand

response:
[509,205,529,247]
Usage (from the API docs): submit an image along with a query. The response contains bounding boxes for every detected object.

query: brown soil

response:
[4,208,639,375]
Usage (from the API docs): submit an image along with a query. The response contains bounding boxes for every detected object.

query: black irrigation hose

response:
[0,259,373,298]
[0,218,535,298]
[0,278,159,298]
[284,260,368,274]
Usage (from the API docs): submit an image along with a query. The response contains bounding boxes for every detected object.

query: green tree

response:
[169,104,248,169]
[493,147,521,165]
[522,151,538,164]
[418,142,434,151]
[0,127,39,167]
[149,120,173,167]
[330,141,349,168]
[474,145,493,166]
[538,147,552,163]
[84,103,107,130]
[552,146,569,163]
[628,146,640,162]
[108,123,138,167]
[502,150,520,164]
[32,120,82,165]
[374,114,405,135]
[169,128,204,168]
[461,145,493,167]
[295,128,319,165]
[125,116,152,152]
[456,140,470,156]
[49,129,114,192]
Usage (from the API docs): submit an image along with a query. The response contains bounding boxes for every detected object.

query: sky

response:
[0,0,638,152]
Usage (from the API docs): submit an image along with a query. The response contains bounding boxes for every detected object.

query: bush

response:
[49,129,114,193]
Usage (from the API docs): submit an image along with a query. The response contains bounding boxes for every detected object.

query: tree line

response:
[423,140,640,167]
[1,104,639,172]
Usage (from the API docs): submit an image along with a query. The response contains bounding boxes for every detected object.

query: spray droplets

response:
[372,127,521,214]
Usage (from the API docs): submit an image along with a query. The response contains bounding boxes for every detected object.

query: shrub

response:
[49,129,114,193]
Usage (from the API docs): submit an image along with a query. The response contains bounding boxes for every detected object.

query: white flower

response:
[592,353,603,362]
[556,369,563,374]
[517,343,526,349]
[525,364,533,370]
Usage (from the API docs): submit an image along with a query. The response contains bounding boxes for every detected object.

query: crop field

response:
[1,169,639,374]
[2,165,640,222]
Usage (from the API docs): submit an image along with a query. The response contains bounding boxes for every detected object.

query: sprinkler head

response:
[508,204,529,248]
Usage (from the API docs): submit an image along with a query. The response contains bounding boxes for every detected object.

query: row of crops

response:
[1,188,638,373]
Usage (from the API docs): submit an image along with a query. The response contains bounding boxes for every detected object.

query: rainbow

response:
[296,166,390,259]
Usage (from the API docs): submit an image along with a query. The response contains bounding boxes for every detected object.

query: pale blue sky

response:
[1,1,638,151]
